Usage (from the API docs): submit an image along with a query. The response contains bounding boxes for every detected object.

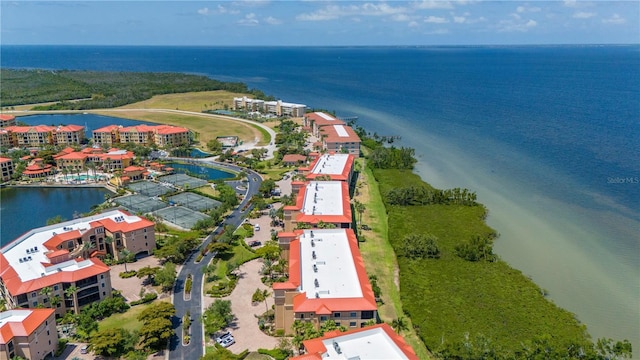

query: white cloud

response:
[408,21,420,27]
[424,16,449,23]
[197,7,210,15]
[564,0,594,8]
[425,28,450,35]
[573,11,596,19]
[238,13,259,26]
[602,13,625,24]
[392,14,412,22]
[517,5,541,13]
[413,1,454,9]
[296,2,407,21]
[264,16,282,25]
[453,16,465,23]
[497,17,538,32]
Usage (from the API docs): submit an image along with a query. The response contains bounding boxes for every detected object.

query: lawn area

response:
[117,90,244,112]
[355,160,432,360]
[373,168,591,354]
[257,166,289,181]
[98,299,171,333]
[203,239,259,295]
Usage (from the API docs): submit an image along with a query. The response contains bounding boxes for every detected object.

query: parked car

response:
[254,224,260,231]
[216,332,235,348]
[249,241,262,247]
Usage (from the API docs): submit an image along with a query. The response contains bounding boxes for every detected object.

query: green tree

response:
[64,285,79,313]
[46,215,65,225]
[251,288,270,313]
[203,300,234,336]
[136,266,160,285]
[39,286,53,307]
[391,316,409,334]
[403,233,440,259]
[119,249,134,272]
[137,302,175,351]
[90,328,135,357]
[155,262,177,292]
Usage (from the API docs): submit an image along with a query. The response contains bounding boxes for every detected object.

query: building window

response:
[320,316,327,321]
[350,321,357,327]
[350,312,357,318]
[100,275,104,279]
[54,285,58,291]
[102,283,105,288]
[299,314,305,319]
[333,312,341,318]
[33,301,38,307]
[361,311,374,320]
[32,292,37,298]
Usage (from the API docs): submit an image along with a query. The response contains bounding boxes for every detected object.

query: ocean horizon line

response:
[2,43,639,48]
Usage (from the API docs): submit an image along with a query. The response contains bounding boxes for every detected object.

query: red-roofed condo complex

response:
[0,115,16,128]
[319,124,361,157]
[302,112,345,138]
[283,181,352,232]
[93,124,191,148]
[292,323,418,360]
[273,229,377,335]
[0,210,155,316]
[0,309,58,360]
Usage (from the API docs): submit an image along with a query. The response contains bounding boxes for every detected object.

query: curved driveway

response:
[168,160,262,360]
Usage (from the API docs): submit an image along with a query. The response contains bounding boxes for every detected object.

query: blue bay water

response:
[2,45,639,348]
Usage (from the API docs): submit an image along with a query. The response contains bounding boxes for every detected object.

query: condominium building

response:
[283,181,352,232]
[273,229,377,335]
[299,153,355,184]
[0,210,155,316]
[0,309,58,360]
[0,157,14,182]
[292,323,419,360]
[303,112,345,138]
[0,115,16,129]
[54,148,135,172]
[53,125,85,146]
[319,125,361,157]
[92,125,121,146]
[233,97,307,117]
[93,124,190,148]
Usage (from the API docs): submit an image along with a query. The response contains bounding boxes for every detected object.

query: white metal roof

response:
[298,229,362,300]
[321,327,410,359]
[315,112,336,120]
[0,310,30,327]
[301,181,345,216]
[310,154,349,176]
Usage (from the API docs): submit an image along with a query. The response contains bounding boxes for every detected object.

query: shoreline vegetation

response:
[1,69,632,359]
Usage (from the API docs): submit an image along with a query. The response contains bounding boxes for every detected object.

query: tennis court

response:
[158,173,208,189]
[167,192,221,212]
[153,205,210,230]
[127,181,174,197]
[114,194,168,214]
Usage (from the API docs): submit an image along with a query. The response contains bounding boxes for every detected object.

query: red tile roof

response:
[283,154,307,164]
[0,114,16,122]
[155,125,189,135]
[93,125,121,133]
[0,309,55,344]
[305,112,345,127]
[320,125,361,144]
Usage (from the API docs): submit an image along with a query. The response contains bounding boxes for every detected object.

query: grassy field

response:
[355,160,432,359]
[117,90,244,112]
[373,168,591,354]
[98,299,171,333]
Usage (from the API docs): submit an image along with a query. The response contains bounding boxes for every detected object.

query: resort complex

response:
[233,96,307,117]
[0,210,155,317]
[283,181,352,232]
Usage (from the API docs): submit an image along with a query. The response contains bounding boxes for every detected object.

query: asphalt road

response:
[168,160,262,360]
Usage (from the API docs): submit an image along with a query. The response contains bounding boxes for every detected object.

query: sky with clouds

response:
[1,1,638,46]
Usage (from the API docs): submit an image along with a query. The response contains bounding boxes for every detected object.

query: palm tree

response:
[81,241,96,259]
[39,286,53,308]
[86,161,97,182]
[104,236,115,257]
[353,200,365,225]
[50,295,61,309]
[64,285,79,313]
[119,249,132,272]
[391,316,409,334]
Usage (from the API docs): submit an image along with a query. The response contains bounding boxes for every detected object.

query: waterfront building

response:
[303,112,345,138]
[92,125,121,146]
[0,309,58,360]
[299,153,354,184]
[283,181,352,232]
[93,124,190,148]
[4,126,55,147]
[54,148,134,172]
[319,125,361,157]
[292,323,418,360]
[0,210,155,316]
[53,125,85,146]
[0,130,11,149]
[0,157,14,182]
[21,158,54,179]
[233,97,307,117]
[273,229,377,335]
[0,115,16,128]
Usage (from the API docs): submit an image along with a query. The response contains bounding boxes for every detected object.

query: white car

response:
[216,332,235,348]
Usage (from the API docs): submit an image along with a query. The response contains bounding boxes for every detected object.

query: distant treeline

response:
[0,69,274,109]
